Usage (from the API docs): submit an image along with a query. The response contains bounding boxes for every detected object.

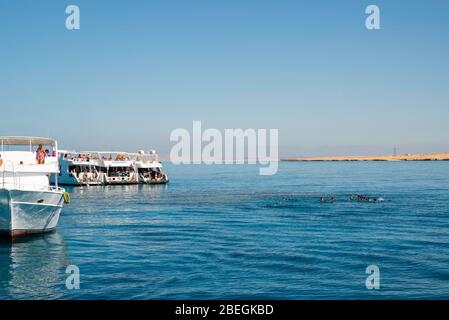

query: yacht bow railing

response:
[1,161,64,192]
[2,160,18,189]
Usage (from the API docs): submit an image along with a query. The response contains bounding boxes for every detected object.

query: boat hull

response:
[139,175,169,185]
[51,173,103,186]
[149,180,169,185]
[0,189,64,239]
[141,178,169,185]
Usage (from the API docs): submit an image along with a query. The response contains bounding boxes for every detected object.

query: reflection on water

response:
[0,233,69,299]
[69,183,168,195]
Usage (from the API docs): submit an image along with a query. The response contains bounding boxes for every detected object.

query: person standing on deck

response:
[36,144,46,164]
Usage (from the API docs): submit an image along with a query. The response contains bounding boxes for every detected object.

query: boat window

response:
[68,165,81,174]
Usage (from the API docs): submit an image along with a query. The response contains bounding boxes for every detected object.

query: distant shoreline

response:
[281,152,449,162]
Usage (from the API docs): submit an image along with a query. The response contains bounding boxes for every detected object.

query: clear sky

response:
[1,0,448,156]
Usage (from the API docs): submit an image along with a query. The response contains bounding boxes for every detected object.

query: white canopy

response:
[0,136,56,146]
[83,151,128,155]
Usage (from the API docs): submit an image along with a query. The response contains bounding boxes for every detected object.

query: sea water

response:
[1,161,449,299]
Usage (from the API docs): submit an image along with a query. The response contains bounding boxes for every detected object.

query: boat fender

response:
[63,191,71,204]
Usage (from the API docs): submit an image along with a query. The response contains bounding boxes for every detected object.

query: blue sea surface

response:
[1,161,449,299]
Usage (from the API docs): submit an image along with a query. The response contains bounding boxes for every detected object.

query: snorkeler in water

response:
[320,196,335,203]
[349,194,384,203]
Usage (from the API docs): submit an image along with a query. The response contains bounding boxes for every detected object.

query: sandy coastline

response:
[282,152,449,162]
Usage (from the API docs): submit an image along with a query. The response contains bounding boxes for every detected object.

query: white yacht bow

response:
[0,136,66,239]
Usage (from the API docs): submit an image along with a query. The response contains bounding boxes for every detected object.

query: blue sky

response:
[1,0,448,156]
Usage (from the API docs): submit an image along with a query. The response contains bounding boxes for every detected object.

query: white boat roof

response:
[82,151,129,155]
[137,162,162,168]
[103,160,134,167]
[0,136,56,146]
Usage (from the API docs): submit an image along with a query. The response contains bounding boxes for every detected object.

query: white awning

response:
[103,161,134,167]
[0,136,56,146]
[83,151,128,155]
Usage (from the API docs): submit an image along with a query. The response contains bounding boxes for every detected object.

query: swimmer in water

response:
[320,196,335,203]
[350,194,384,203]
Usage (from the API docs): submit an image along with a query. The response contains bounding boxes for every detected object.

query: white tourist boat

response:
[0,136,66,239]
[53,149,169,186]
[54,151,103,186]
[133,150,169,184]
[93,152,139,185]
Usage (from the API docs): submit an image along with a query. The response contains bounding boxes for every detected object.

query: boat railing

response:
[1,161,64,192]
[1,160,18,189]
[0,180,64,192]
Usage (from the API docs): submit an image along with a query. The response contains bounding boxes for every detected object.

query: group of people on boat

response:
[99,153,130,161]
[114,153,129,161]
[71,167,100,183]
[109,167,133,177]
[141,168,164,180]
[65,153,91,162]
